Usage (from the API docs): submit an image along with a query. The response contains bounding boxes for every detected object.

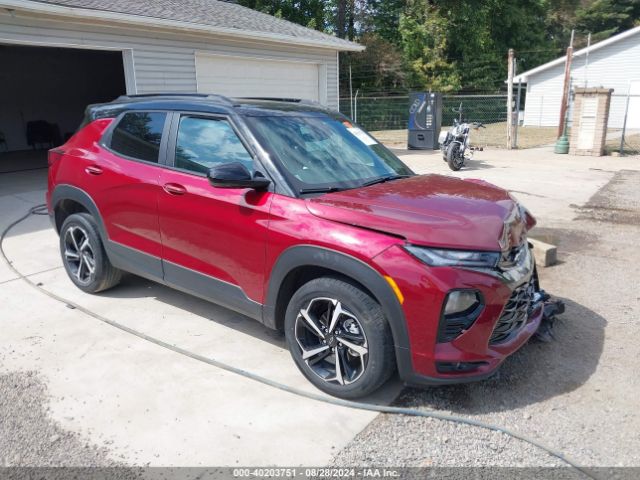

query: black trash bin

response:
[407,92,442,150]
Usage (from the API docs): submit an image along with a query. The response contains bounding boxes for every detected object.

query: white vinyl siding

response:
[522,30,640,128]
[0,10,339,109]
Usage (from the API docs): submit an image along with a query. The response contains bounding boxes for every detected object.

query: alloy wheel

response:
[63,225,96,285]
[294,297,368,385]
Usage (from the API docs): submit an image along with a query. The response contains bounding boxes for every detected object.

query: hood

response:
[306,175,530,251]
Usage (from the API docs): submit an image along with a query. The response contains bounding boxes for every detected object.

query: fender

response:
[263,245,415,380]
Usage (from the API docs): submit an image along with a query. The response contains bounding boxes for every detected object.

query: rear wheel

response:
[59,213,121,293]
[284,277,395,399]
[446,142,464,171]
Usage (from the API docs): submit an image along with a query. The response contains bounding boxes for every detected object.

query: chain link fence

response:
[339,90,639,154]
[605,93,640,156]
[339,93,510,148]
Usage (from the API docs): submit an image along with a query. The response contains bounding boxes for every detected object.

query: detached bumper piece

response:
[534,291,566,342]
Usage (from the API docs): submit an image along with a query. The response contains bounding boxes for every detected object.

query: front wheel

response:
[446,142,464,171]
[284,277,395,399]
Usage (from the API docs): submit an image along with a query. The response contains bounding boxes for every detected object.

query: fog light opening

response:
[437,289,484,343]
[444,290,480,316]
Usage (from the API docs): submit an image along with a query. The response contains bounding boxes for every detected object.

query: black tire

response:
[284,277,395,399]
[446,142,464,171]
[59,213,121,293]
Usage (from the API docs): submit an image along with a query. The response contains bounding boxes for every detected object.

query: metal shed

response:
[513,26,640,130]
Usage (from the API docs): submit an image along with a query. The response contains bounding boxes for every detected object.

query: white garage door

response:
[196,53,320,102]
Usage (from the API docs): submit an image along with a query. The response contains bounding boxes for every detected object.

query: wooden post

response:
[507,48,514,149]
[557,31,574,138]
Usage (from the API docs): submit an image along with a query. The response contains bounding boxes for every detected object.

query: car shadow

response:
[95,273,405,405]
[101,275,604,412]
[395,297,606,413]
[98,273,286,349]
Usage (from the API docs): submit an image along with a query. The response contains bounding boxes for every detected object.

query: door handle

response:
[85,165,103,175]
[163,183,186,195]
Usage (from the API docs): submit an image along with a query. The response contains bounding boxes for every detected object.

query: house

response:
[513,26,640,129]
[0,0,362,154]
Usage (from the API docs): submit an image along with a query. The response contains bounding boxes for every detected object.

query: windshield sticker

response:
[347,127,377,146]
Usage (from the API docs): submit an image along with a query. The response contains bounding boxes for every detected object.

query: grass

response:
[371,122,559,149]
[371,123,640,154]
[605,132,640,155]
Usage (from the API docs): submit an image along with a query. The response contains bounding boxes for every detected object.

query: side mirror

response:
[207,162,271,190]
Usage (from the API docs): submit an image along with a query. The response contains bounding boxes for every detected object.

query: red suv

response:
[47,94,544,399]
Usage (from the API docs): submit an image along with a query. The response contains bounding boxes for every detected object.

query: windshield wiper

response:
[299,175,411,195]
[298,186,345,195]
[359,174,411,188]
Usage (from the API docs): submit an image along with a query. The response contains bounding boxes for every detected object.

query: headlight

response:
[405,245,500,268]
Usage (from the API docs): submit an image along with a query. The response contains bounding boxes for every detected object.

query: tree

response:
[362,0,406,44]
[238,0,640,94]
[576,0,640,42]
[399,1,461,92]
[236,0,327,31]
[341,33,406,93]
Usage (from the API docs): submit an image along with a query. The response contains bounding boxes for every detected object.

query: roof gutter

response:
[0,0,365,52]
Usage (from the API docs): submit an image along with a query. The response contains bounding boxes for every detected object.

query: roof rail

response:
[237,97,319,105]
[115,93,234,105]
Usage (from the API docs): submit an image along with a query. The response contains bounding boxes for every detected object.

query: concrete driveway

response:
[1,146,639,467]
[0,169,399,467]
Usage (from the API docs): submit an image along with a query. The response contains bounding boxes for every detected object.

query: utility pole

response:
[349,65,353,120]
[514,59,522,148]
[557,30,574,138]
[507,48,515,149]
[584,32,591,87]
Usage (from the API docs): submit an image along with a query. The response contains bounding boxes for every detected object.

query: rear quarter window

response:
[109,112,166,163]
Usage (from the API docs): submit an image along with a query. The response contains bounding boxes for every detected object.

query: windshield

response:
[245,113,414,193]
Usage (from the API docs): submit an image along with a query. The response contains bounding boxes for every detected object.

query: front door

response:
[157,113,272,318]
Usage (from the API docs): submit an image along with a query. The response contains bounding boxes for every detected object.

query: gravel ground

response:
[0,369,121,467]
[331,171,640,470]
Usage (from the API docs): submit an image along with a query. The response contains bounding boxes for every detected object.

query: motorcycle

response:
[438,103,485,171]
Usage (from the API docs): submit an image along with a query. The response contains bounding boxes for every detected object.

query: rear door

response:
[92,111,169,279]
[157,112,273,317]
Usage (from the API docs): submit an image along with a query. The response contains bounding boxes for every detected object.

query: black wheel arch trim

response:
[264,244,416,381]
[51,184,108,238]
[51,185,165,279]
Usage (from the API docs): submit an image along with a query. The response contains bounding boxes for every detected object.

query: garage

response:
[196,53,322,102]
[0,44,126,173]
[0,0,362,174]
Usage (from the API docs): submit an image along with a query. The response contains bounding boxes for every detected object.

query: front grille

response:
[490,278,536,344]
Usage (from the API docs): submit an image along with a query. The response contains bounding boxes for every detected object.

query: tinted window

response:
[110,112,166,163]
[175,116,253,175]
